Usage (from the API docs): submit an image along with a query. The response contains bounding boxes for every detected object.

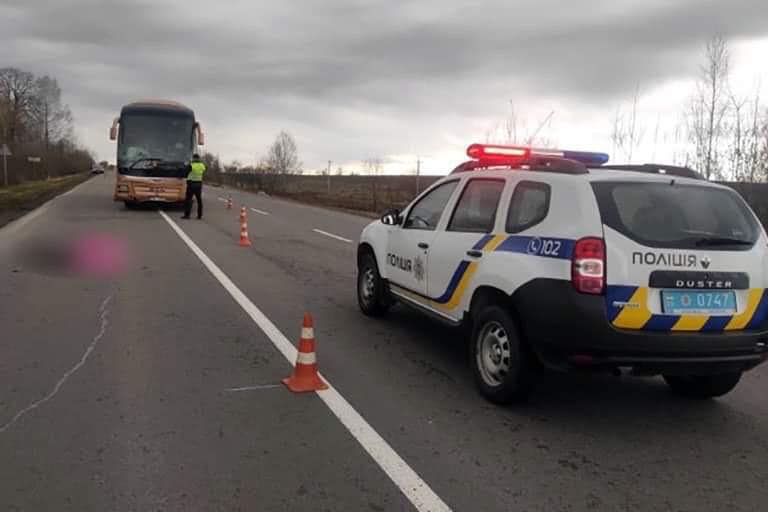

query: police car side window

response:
[448,179,505,233]
[506,181,551,233]
[403,180,459,230]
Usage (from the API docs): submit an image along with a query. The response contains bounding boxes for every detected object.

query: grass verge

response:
[0,174,91,229]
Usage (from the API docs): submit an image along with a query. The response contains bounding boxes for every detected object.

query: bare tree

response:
[689,36,730,179]
[498,101,555,147]
[651,113,661,162]
[728,85,765,182]
[30,76,72,150]
[0,67,37,144]
[263,131,301,192]
[365,157,383,212]
[266,131,301,175]
[224,160,242,173]
[728,90,748,180]
[762,114,768,179]
[610,106,626,161]
[610,86,644,163]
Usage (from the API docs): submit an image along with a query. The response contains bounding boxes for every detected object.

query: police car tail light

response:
[572,237,605,295]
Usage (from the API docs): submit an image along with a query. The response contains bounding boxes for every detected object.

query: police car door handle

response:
[466,250,483,258]
[418,242,429,250]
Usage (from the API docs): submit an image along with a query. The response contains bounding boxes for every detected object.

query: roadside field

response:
[0,174,91,229]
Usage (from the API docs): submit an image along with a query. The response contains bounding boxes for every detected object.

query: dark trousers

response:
[184,181,203,218]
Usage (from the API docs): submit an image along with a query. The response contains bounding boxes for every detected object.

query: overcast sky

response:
[2,0,767,174]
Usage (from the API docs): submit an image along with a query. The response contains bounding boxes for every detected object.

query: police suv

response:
[357,143,768,404]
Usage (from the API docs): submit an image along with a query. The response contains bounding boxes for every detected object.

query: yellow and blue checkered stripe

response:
[392,234,572,311]
[608,285,768,332]
[426,234,507,310]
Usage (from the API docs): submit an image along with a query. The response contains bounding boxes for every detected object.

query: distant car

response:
[90,167,105,175]
[357,143,768,404]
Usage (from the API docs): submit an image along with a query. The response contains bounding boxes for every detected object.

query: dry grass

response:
[0,174,90,228]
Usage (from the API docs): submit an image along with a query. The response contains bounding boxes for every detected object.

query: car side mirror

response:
[381,209,401,226]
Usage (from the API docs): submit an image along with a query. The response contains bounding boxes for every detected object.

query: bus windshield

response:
[118,113,194,175]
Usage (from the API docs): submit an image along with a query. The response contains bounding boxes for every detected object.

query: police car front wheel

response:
[663,372,742,399]
[472,306,534,404]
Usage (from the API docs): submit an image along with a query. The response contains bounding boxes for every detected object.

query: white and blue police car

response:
[357,143,768,404]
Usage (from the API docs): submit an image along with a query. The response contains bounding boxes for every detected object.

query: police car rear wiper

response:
[694,237,754,247]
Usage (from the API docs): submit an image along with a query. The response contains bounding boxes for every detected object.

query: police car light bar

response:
[466,144,610,167]
[467,144,530,160]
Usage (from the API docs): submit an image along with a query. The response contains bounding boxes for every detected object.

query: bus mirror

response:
[196,123,205,146]
[109,118,119,141]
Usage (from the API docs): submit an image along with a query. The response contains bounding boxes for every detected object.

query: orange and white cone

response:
[238,207,251,247]
[283,313,328,393]
[227,196,233,210]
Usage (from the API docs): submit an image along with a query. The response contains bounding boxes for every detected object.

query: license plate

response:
[661,290,736,315]
[148,197,165,201]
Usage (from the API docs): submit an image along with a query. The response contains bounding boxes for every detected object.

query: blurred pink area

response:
[70,232,130,277]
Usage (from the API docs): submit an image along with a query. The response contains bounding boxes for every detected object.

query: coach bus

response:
[109,99,204,207]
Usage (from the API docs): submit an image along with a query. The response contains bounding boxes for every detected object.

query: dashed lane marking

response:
[312,228,353,244]
[250,208,270,216]
[224,384,282,392]
[159,210,450,512]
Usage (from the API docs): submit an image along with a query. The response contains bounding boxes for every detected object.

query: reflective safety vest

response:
[187,161,206,182]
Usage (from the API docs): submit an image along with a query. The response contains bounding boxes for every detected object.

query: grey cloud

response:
[2,0,767,166]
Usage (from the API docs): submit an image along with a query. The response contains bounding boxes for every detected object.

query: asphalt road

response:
[1,173,767,511]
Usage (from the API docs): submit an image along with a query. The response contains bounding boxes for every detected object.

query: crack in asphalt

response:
[0,292,114,434]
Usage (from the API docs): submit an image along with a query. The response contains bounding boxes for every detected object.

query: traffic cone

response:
[238,207,251,247]
[226,195,233,210]
[283,313,328,393]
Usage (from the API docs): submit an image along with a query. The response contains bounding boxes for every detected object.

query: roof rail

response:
[597,164,704,180]
[450,156,588,175]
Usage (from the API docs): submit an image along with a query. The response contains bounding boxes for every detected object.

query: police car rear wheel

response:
[358,253,389,317]
[472,306,533,404]
[663,372,742,399]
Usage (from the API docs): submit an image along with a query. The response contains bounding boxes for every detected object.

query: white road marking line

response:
[312,228,353,244]
[0,294,113,434]
[224,384,282,392]
[159,211,450,512]
[250,208,270,216]
[218,197,228,202]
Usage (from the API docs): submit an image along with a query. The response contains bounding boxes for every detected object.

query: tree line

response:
[485,37,768,182]
[201,130,303,193]
[0,67,94,186]
[611,36,767,181]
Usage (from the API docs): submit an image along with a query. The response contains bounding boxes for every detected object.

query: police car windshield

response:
[591,182,759,250]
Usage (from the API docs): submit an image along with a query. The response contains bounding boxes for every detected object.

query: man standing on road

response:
[182,153,206,219]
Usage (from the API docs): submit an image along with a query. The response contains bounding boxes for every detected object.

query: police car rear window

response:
[591,182,759,250]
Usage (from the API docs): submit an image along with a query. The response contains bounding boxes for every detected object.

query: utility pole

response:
[326,160,332,195]
[1,143,11,188]
[415,156,421,195]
